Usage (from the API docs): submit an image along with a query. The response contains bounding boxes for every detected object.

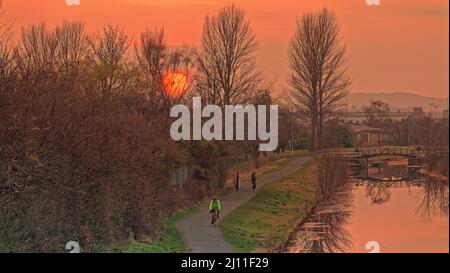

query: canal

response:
[284,157,449,253]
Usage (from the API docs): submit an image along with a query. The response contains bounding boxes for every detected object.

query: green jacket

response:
[209,199,221,210]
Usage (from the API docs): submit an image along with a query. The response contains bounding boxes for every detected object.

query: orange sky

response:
[3,0,449,98]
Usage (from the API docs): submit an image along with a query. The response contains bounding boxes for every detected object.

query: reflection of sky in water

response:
[348,182,448,253]
[285,164,449,253]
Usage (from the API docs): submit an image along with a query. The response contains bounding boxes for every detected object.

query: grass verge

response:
[219,158,318,252]
[94,206,199,253]
[223,150,311,189]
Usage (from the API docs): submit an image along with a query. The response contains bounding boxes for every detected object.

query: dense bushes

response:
[0,62,176,251]
[0,20,228,252]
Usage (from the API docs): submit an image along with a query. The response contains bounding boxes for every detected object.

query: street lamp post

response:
[290,107,294,154]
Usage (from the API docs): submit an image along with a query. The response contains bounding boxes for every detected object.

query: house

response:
[442,109,448,120]
[348,124,385,147]
[408,107,426,120]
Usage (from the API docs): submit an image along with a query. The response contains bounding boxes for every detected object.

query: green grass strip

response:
[219,158,318,252]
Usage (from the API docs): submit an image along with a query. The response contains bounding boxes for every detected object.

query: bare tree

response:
[55,21,88,74]
[195,4,261,106]
[135,28,166,97]
[364,100,390,125]
[89,24,130,96]
[289,8,351,150]
[15,23,59,83]
[135,28,195,103]
[0,0,9,39]
[0,0,13,89]
[13,21,89,91]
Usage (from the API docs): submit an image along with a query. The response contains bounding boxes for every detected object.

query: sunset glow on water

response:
[348,185,449,253]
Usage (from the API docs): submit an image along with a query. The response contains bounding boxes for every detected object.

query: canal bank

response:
[219,159,320,252]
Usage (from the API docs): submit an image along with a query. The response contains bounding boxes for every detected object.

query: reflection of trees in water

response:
[414,179,449,222]
[365,181,392,205]
[286,184,354,253]
[363,179,449,222]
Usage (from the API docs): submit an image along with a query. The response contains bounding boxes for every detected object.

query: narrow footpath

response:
[176,156,311,253]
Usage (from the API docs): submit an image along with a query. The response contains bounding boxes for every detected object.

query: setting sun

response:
[163,72,188,97]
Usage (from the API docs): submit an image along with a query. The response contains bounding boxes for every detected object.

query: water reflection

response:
[284,184,354,253]
[414,178,449,222]
[285,162,449,253]
[365,181,392,205]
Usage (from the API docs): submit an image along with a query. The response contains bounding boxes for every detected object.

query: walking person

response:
[234,171,240,191]
[251,171,257,191]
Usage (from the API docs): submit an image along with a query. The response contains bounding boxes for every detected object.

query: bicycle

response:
[210,209,219,226]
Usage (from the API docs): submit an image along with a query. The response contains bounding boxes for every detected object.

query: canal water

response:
[284,158,449,253]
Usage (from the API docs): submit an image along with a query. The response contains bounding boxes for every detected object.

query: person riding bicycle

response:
[209,196,221,225]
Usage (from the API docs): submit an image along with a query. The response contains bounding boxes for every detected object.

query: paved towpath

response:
[176,156,311,253]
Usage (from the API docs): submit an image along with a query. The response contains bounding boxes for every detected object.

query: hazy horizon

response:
[348,91,450,99]
[347,92,449,111]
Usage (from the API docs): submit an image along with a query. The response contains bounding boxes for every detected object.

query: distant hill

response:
[347,92,449,112]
